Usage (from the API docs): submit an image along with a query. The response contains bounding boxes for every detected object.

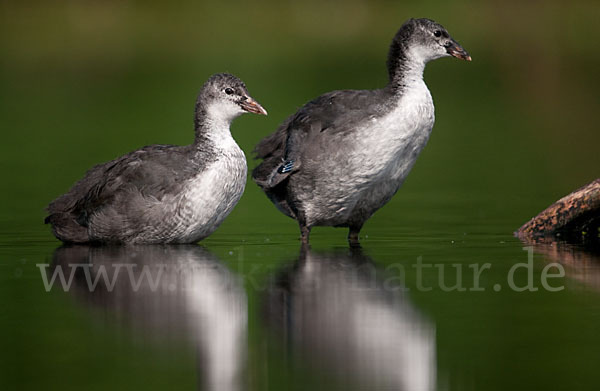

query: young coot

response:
[46,73,267,244]
[252,18,470,246]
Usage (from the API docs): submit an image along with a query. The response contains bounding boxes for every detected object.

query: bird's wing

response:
[47,145,200,226]
[253,89,389,188]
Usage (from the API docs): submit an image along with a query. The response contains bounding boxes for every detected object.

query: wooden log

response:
[516,179,600,245]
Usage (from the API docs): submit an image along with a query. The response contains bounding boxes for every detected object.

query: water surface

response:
[1,1,599,390]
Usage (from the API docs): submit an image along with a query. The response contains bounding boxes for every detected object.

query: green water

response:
[1,1,599,390]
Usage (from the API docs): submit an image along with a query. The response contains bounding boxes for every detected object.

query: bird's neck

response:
[193,105,237,150]
[386,41,427,95]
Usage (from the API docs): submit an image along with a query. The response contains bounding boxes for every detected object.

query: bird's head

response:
[394,18,471,64]
[199,73,267,124]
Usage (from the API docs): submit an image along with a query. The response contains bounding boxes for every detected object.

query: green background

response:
[1,1,599,390]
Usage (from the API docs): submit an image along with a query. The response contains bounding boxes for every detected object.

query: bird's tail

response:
[45,213,90,243]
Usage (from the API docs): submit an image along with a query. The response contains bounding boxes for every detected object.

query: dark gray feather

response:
[252,88,392,188]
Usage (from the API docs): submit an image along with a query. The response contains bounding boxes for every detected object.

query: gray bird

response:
[45,73,267,244]
[252,18,470,246]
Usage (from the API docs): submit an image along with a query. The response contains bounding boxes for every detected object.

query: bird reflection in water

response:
[263,245,436,391]
[51,245,247,391]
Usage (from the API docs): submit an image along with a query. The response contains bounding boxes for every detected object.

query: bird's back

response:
[45,144,203,243]
[253,88,391,171]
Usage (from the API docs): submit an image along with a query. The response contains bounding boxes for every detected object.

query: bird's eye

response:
[433,30,442,38]
[224,88,234,95]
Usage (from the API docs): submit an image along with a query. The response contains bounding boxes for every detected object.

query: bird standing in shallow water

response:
[252,18,470,246]
[46,73,267,244]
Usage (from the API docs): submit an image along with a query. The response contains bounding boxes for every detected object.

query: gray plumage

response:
[46,73,267,244]
[252,18,470,245]
[264,246,436,390]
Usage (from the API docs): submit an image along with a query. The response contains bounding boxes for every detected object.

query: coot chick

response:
[252,18,470,246]
[46,73,267,244]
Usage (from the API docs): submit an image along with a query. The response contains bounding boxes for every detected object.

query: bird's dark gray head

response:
[196,73,267,126]
[387,18,470,82]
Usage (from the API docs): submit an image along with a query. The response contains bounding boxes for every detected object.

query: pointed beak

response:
[445,40,472,61]
[239,96,268,115]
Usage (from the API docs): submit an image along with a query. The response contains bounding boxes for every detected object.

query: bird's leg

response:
[299,224,311,244]
[348,225,363,248]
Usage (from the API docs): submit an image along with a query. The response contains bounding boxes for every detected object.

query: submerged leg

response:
[299,224,311,244]
[348,225,363,248]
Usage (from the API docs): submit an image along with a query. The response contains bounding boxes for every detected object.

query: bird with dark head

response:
[45,73,267,244]
[252,18,470,246]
